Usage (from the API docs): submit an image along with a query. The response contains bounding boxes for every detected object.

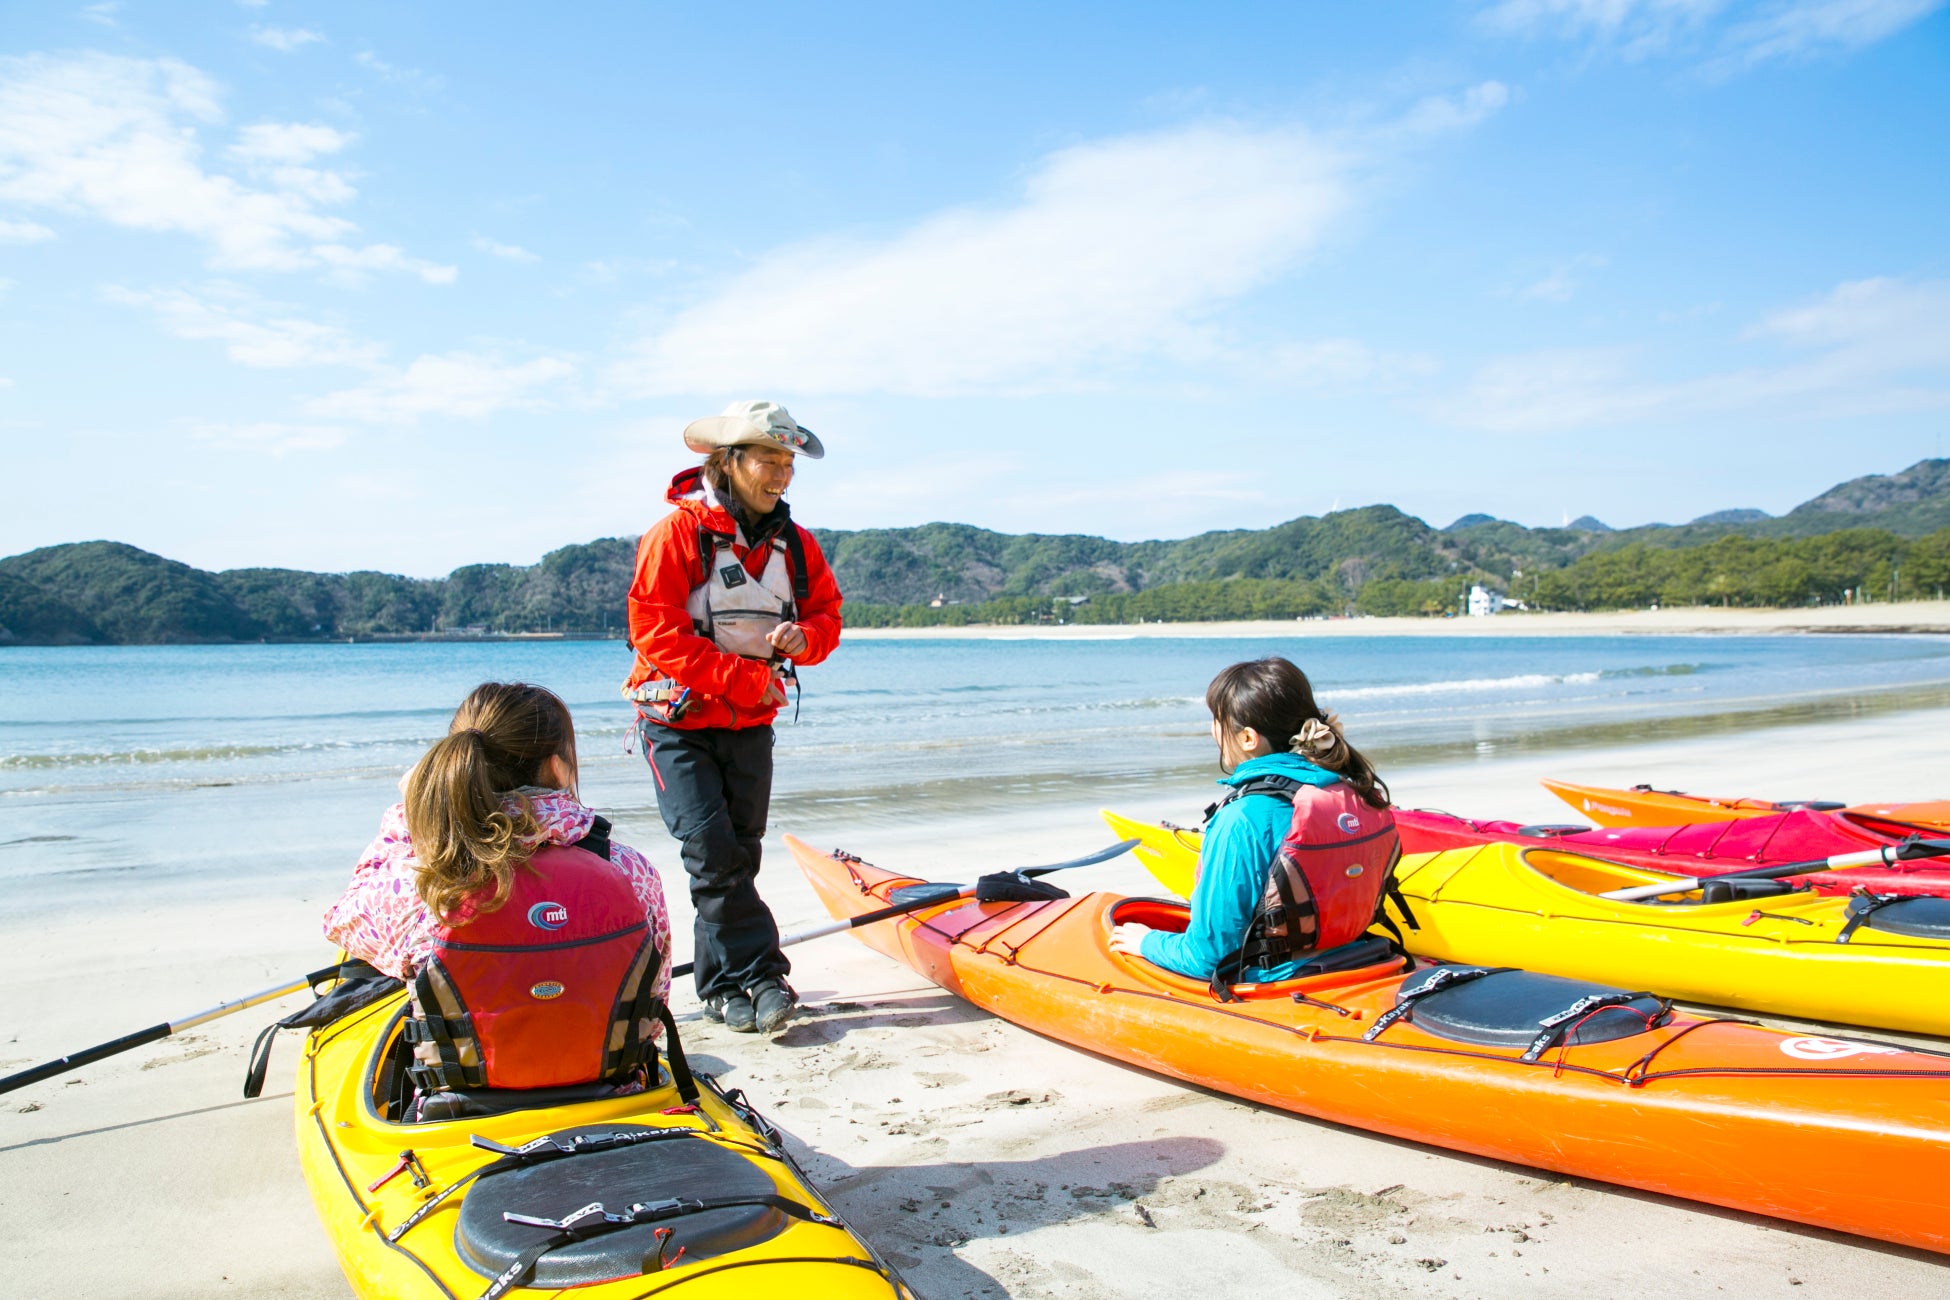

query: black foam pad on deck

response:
[1397,968,1665,1050]
[1865,896,1950,940]
[455,1125,785,1286]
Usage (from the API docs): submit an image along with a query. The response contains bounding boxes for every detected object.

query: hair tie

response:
[1290,713,1348,767]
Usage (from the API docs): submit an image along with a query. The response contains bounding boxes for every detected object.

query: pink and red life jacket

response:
[405,817,669,1094]
[1211,775,1406,998]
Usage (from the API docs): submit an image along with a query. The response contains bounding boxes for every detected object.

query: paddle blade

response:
[888,882,965,908]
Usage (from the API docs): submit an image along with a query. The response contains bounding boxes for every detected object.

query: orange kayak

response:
[787,835,1950,1255]
[1542,779,1950,832]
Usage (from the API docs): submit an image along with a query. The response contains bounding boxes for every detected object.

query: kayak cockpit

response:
[363,1002,664,1125]
[1517,847,1808,907]
[1102,897,1410,1000]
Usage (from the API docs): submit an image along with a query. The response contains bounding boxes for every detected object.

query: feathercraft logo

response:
[528,901,569,930]
[530,981,566,1000]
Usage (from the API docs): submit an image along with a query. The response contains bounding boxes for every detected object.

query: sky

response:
[0,1,1946,576]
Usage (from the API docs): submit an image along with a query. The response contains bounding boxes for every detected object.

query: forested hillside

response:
[6,459,1950,644]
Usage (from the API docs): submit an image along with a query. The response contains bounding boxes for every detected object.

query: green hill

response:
[6,458,1950,644]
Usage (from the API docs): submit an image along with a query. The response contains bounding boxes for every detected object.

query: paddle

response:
[3,841,1140,1095]
[1598,834,1950,903]
[0,963,348,1098]
[668,838,1141,979]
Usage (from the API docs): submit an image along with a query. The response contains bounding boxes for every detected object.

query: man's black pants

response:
[641,720,788,1001]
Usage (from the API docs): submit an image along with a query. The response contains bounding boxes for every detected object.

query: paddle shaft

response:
[670,838,1138,979]
[0,973,314,1097]
[1599,838,1950,903]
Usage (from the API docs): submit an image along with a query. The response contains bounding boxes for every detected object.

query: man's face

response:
[727,445,796,515]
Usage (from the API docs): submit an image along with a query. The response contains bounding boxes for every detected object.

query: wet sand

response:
[5,707,1950,1297]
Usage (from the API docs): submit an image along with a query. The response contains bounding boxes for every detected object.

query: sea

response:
[6,633,1950,916]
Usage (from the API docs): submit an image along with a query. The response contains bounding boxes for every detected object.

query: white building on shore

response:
[1467,584,1506,617]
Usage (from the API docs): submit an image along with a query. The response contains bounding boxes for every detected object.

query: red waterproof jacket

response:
[625,467,843,730]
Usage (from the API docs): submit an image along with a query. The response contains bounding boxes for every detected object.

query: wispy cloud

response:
[185,419,348,454]
[473,236,538,262]
[0,53,452,281]
[80,3,119,28]
[0,217,55,242]
[248,26,325,53]
[308,352,576,423]
[105,284,385,368]
[1480,0,1944,68]
[1444,276,1950,432]
[616,94,1504,399]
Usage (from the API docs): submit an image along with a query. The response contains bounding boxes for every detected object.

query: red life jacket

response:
[405,817,669,1094]
[1208,776,1408,999]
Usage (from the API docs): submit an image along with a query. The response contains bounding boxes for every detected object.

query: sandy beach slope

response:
[847,600,1950,640]
[5,707,1950,1297]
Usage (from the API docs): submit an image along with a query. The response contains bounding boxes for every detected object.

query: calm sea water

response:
[5,634,1950,911]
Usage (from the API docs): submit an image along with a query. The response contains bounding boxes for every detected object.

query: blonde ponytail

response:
[403,684,575,923]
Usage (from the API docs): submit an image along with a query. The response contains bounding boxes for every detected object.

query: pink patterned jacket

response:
[322,792,672,1018]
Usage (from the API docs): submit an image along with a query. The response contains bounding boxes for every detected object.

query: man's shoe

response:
[709,993,756,1032]
[750,980,798,1034]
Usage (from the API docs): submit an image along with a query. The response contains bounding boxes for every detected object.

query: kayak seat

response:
[415,1080,630,1123]
[456,1124,787,1287]
[1861,896,1950,940]
[1697,879,1801,905]
[1394,967,1668,1050]
[1294,934,1400,976]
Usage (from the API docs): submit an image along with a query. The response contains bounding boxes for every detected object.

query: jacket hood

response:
[1217,752,1341,789]
[664,465,793,543]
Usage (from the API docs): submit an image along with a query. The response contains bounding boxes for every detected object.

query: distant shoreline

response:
[845,601,1950,640]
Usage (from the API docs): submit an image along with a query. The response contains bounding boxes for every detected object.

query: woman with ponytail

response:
[324,683,669,989]
[1109,657,1395,985]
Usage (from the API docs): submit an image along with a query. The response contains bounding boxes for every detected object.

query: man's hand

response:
[760,675,789,710]
[767,621,809,658]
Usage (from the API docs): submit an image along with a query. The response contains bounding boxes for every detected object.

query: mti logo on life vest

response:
[530,981,566,1000]
[528,901,569,930]
[1336,813,1361,834]
[718,564,748,589]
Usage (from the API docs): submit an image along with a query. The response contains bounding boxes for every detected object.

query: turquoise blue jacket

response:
[1139,753,1343,983]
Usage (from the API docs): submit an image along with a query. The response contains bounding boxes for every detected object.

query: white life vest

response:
[686,530,799,661]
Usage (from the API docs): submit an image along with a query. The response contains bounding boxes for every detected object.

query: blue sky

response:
[1,1,1945,575]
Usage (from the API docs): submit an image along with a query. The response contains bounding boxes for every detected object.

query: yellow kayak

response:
[1104,809,1950,1033]
[1102,809,1200,897]
[1391,843,1950,1035]
[295,987,909,1300]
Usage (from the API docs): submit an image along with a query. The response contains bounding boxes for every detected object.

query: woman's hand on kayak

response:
[1108,922,1153,957]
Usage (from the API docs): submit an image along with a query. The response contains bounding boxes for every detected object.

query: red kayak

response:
[1397,807,1950,897]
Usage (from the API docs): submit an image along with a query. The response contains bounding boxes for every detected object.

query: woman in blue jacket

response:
[1109,657,1393,983]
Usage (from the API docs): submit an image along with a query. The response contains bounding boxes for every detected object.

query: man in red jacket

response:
[625,400,843,1035]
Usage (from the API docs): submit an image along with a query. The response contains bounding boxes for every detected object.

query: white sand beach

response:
[847,600,1950,640]
[5,703,1949,1298]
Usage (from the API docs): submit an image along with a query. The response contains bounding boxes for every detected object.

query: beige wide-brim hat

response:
[682,399,825,459]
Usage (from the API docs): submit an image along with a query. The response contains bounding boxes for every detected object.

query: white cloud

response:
[313,242,456,285]
[186,419,348,453]
[308,352,576,423]
[0,217,55,242]
[1445,276,1950,432]
[105,284,385,368]
[249,27,325,53]
[473,236,538,262]
[620,122,1360,397]
[0,53,450,280]
[0,375,14,389]
[81,3,120,28]
[1480,0,1944,66]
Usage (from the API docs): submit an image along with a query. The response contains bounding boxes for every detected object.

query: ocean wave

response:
[0,738,390,770]
[1324,671,1603,701]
